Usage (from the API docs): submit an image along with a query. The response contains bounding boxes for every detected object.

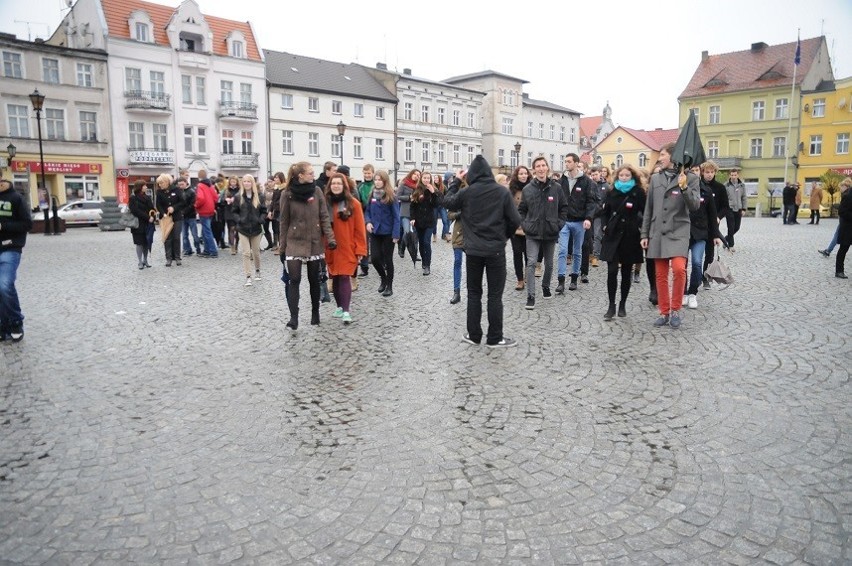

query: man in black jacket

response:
[557,154,600,291]
[443,155,521,348]
[179,175,201,256]
[0,179,33,341]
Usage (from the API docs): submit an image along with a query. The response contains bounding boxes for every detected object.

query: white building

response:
[265,51,397,180]
[49,0,267,193]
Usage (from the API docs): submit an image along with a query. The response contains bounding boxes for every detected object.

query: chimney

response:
[751,42,768,52]
[701,50,709,62]
[403,68,411,75]
[376,62,387,70]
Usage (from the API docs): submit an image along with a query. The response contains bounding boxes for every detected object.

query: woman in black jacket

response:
[410,172,440,275]
[233,175,265,286]
[599,165,646,320]
[128,180,156,270]
[155,173,185,266]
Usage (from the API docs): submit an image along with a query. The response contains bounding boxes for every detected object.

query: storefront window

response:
[13,174,31,209]
[64,175,100,201]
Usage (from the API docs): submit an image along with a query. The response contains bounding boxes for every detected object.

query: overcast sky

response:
[2,0,850,130]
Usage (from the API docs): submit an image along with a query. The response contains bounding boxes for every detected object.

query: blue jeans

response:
[558,221,585,277]
[434,207,450,237]
[453,248,464,290]
[199,216,218,256]
[182,217,201,254]
[686,239,706,295]
[0,250,23,334]
[826,225,840,253]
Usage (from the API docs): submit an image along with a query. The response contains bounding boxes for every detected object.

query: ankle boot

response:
[450,289,461,304]
[382,282,393,297]
[555,275,566,294]
[604,303,616,321]
[378,278,387,294]
[618,300,627,317]
[310,303,320,325]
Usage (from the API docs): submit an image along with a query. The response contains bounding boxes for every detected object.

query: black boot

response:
[382,282,393,297]
[398,241,405,258]
[378,278,387,294]
[450,289,461,304]
[618,300,627,317]
[555,275,566,294]
[604,303,616,321]
[286,286,299,330]
[310,302,320,325]
[649,289,658,306]
[568,274,578,291]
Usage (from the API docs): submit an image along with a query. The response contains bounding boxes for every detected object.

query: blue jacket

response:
[365,196,400,237]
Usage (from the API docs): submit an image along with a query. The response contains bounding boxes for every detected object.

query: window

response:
[453,145,460,165]
[7,105,29,137]
[752,100,765,121]
[150,71,165,97]
[638,153,647,167]
[560,126,565,142]
[125,68,141,92]
[353,136,362,159]
[308,97,318,112]
[184,126,193,152]
[354,103,364,117]
[527,122,533,137]
[42,58,59,84]
[308,132,319,156]
[404,102,413,121]
[376,106,385,120]
[241,131,252,154]
[375,138,384,160]
[616,154,623,167]
[750,137,763,158]
[45,109,65,140]
[837,133,850,155]
[775,98,788,119]
[809,134,822,155]
[220,81,233,103]
[404,141,413,162]
[570,128,576,143]
[79,111,97,141]
[332,134,342,158]
[550,125,555,140]
[467,112,475,128]
[129,122,144,149]
[421,104,429,123]
[438,143,445,164]
[197,127,207,154]
[240,83,252,104]
[502,117,513,135]
[231,40,244,59]
[422,141,430,163]
[709,105,720,124]
[181,75,192,104]
[332,100,342,114]
[708,140,719,158]
[498,149,505,167]
[75,63,93,87]
[3,51,22,78]
[438,107,445,125]
[812,98,826,117]
[196,77,206,105]
[772,136,786,158]
[538,123,544,138]
[222,129,234,154]
[153,123,167,150]
[281,130,293,154]
[467,146,474,163]
[135,22,149,42]
[452,109,460,126]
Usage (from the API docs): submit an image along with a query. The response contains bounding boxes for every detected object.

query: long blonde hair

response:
[239,174,260,208]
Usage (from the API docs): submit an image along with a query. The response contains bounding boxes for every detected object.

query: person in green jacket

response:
[355,164,375,277]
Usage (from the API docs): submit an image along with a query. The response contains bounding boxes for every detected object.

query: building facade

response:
[49,0,267,198]
[520,94,581,174]
[593,126,679,172]
[1,32,113,209]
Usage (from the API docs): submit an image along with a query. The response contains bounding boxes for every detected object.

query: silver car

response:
[52,200,104,226]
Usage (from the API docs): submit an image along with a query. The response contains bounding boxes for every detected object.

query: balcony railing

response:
[128,147,175,165]
[125,91,172,112]
[221,152,259,168]
[218,100,258,120]
[713,157,743,169]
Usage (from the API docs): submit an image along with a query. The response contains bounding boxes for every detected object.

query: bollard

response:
[754,203,762,218]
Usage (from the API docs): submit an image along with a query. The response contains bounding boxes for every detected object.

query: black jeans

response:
[465,251,507,345]
[725,209,742,247]
[164,219,182,260]
[370,234,395,283]
[837,244,849,274]
[510,233,526,282]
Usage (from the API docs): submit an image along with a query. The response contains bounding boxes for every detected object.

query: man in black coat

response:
[699,161,727,288]
[782,182,799,225]
[557,153,600,291]
[443,155,521,348]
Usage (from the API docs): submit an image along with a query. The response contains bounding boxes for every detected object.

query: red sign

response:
[116,174,129,205]
[12,160,103,174]
[831,168,852,176]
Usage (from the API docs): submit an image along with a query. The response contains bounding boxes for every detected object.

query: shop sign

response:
[12,160,103,174]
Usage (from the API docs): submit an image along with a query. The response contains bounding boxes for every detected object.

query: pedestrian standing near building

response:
[518,157,569,310]
[233,174,265,286]
[221,176,240,254]
[782,181,798,225]
[410,172,441,276]
[395,169,420,259]
[834,178,852,278]
[809,181,823,224]
[279,161,336,330]
[640,143,700,328]
[180,175,201,256]
[324,173,367,324]
[364,170,400,298]
[0,178,33,342]
[129,180,156,269]
[194,172,219,258]
[269,171,286,254]
[598,165,645,320]
[557,153,599,293]
[725,168,748,248]
[443,155,521,348]
[260,177,275,251]
[156,173,185,267]
[509,166,531,291]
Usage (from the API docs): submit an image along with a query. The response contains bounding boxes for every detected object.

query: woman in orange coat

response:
[324,173,367,324]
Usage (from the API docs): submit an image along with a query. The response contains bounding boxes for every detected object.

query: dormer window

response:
[226,31,247,59]
[129,10,153,43]
[135,22,149,42]
[179,31,204,52]
[232,40,244,58]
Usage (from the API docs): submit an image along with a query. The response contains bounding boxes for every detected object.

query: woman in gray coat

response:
[640,143,700,329]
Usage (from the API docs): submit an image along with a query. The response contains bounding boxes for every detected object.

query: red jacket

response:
[194,180,217,217]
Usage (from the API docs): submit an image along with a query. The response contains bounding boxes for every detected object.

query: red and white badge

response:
[547,196,554,202]
[372,198,378,203]
[700,197,705,203]
[671,190,680,196]
[626,202,633,209]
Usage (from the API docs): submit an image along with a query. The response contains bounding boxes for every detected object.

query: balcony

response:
[221,152,259,169]
[125,91,172,113]
[713,157,743,169]
[128,148,175,166]
[218,100,258,121]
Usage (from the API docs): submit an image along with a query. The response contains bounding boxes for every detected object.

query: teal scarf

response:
[614,179,635,193]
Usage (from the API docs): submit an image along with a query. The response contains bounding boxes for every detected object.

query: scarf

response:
[614,179,635,193]
[372,188,385,202]
[327,192,351,220]
[289,181,316,202]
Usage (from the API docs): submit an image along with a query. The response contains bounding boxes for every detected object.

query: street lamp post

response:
[336,121,346,165]
[514,141,521,168]
[5,143,15,170]
[29,89,59,235]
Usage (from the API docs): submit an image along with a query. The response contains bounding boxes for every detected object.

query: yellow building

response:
[593,127,678,172]
[796,75,852,210]
[678,37,834,214]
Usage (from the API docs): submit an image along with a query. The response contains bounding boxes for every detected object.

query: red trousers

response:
[654,257,687,316]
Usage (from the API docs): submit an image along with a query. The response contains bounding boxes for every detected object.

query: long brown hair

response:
[413,171,434,203]
[324,173,356,219]
[509,166,531,194]
[373,170,395,204]
[287,162,312,187]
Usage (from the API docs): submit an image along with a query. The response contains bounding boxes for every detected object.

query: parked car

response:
[51,200,104,226]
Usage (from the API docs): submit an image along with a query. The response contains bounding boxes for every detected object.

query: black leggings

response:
[607,261,633,304]
[286,259,321,311]
[370,234,395,283]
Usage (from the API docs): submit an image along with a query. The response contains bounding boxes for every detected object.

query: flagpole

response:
[784,30,800,185]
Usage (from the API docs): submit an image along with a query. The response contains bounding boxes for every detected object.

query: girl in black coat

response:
[410,172,441,275]
[598,165,646,320]
[129,180,156,269]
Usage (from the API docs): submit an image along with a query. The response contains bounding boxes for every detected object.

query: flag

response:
[794,34,801,66]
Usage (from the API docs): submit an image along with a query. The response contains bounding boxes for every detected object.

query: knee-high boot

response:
[286,284,300,330]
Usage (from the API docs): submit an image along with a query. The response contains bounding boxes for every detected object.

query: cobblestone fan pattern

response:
[1,219,849,565]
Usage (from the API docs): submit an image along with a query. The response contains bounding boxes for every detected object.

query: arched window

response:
[616,154,624,167]
[639,153,647,167]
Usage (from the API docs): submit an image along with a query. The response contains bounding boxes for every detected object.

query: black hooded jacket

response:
[442,155,521,256]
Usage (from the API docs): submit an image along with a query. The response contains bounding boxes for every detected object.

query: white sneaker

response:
[254,271,261,280]
[245,277,253,286]
[687,294,698,309]
[682,295,689,307]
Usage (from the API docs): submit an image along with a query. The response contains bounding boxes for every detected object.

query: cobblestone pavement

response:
[0,218,849,565]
